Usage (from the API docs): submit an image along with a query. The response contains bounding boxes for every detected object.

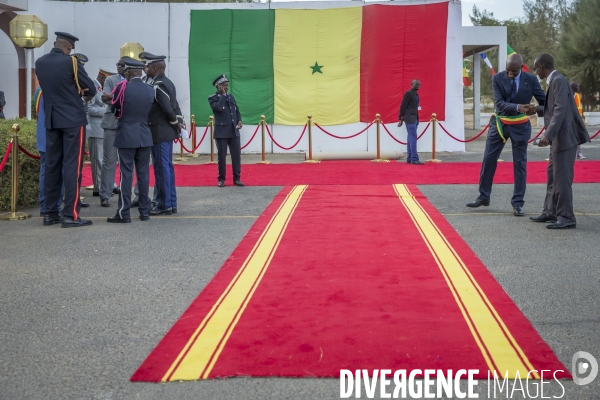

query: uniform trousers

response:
[39,151,63,213]
[117,147,152,219]
[216,136,241,182]
[152,141,177,210]
[100,128,117,200]
[133,150,158,206]
[477,129,528,207]
[45,126,86,220]
[405,123,419,163]
[542,145,577,224]
[88,137,103,193]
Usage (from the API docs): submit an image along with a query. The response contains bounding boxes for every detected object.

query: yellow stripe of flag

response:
[274,8,362,125]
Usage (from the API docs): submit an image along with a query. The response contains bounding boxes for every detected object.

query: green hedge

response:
[0,118,40,211]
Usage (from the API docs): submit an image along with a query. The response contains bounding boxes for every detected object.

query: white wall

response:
[2,0,465,153]
[0,22,20,119]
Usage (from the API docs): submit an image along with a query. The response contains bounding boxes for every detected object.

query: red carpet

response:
[131,185,569,381]
[83,160,600,187]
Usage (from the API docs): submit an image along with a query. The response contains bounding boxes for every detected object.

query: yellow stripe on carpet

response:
[163,185,308,381]
[393,184,538,379]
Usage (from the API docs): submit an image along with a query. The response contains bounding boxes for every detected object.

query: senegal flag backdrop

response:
[189,3,448,125]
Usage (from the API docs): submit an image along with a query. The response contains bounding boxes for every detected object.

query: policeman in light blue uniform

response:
[107,57,155,223]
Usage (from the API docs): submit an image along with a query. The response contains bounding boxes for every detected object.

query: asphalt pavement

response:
[1,128,599,400]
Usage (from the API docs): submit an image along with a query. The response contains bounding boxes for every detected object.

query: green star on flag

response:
[310,62,323,74]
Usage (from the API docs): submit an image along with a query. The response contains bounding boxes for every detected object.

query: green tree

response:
[558,0,600,110]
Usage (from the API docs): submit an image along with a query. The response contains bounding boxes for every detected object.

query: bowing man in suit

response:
[107,57,155,223]
[467,54,546,216]
[208,74,244,187]
[530,54,590,229]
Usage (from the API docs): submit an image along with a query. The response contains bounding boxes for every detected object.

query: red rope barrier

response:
[439,122,489,143]
[194,125,210,152]
[382,123,407,145]
[84,151,89,156]
[314,123,372,139]
[265,124,306,151]
[18,144,41,160]
[417,122,431,140]
[174,138,193,153]
[528,126,546,143]
[590,129,600,140]
[241,124,261,150]
[0,141,13,172]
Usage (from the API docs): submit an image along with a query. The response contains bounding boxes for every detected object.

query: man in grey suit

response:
[530,54,590,229]
[99,59,126,207]
[86,69,110,196]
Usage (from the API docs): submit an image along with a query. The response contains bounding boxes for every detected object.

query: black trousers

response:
[117,147,152,219]
[542,145,577,224]
[477,130,528,207]
[45,126,86,220]
[216,136,241,182]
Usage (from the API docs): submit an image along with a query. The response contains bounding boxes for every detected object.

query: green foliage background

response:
[0,119,40,211]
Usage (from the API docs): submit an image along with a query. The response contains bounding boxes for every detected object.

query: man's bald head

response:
[505,54,523,79]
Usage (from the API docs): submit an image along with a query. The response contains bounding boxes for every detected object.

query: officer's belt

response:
[490,112,530,143]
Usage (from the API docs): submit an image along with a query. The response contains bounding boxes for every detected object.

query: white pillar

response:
[498,42,507,74]
[473,53,481,130]
[26,48,32,120]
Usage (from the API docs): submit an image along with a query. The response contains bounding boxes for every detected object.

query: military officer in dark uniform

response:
[145,54,183,215]
[208,74,244,187]
[106,57,155,223]
[35,32,97,228]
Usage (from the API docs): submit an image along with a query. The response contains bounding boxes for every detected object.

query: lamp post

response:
[120,42,144,60]
[9,15,48,120]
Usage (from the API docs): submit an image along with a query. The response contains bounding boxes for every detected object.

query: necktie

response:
[510,79,517,103]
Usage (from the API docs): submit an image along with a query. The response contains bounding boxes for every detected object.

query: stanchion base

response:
[425,159,442,163]
[174,157,189,162]
[256,161,272,164]
[371,159,389,163]
[185,154,199,158]
[204,161,217,165]
[0,211,32,221]
[497,159,504,162]
[303,160,320,164]
[84,185,94,190]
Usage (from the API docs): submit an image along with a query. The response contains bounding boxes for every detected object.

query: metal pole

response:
[26,49,32,120]
[371,114,387,162]
[0,124,31,220]
[303,114,319,163]
[206,116,216,164]
[426,113,442,163]
[187,114,198,158]
[257,115,271,164]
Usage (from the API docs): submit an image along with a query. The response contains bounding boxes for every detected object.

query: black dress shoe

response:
[546,221,576,229]
[218,180,225,187]
[100,198,110,207]
[113,187,121,195]
[92,191,99,197]
[107,214,131,223]
[513,205,524,216]
[80,202,90,208]
[411,161,424,165]
[172,208,177,214]
[466,199,490,208]
[529,215,557,223]
[61,218,93,228]
[139,214,150,221]
[150,207,172,216]
[234,180,245,187]
[43,213,62,226]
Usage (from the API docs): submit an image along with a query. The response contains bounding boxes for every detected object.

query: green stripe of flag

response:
[189,10,274,125]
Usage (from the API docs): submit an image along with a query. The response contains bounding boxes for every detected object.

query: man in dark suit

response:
[467,54,546,216]
[106,57,155,223]
[35,32,97,228]
[530,54,590,229]
[208,74,244,187]
[0,91,5,119]
[146,54,183,215]
[398,79,423,165]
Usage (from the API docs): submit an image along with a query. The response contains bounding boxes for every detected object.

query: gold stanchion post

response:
[205,116,216,164]
[371,113,388,163]
[426,113,442,163]
[256,115,271,164]
[0,124,32,221]
[303,115,319,163]
[187,114,198,158]
[175,116,188,162]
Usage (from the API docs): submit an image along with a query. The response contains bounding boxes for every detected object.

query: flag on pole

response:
[463,60,471,86]
[480,53,496,75]
[507,44,531,72]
